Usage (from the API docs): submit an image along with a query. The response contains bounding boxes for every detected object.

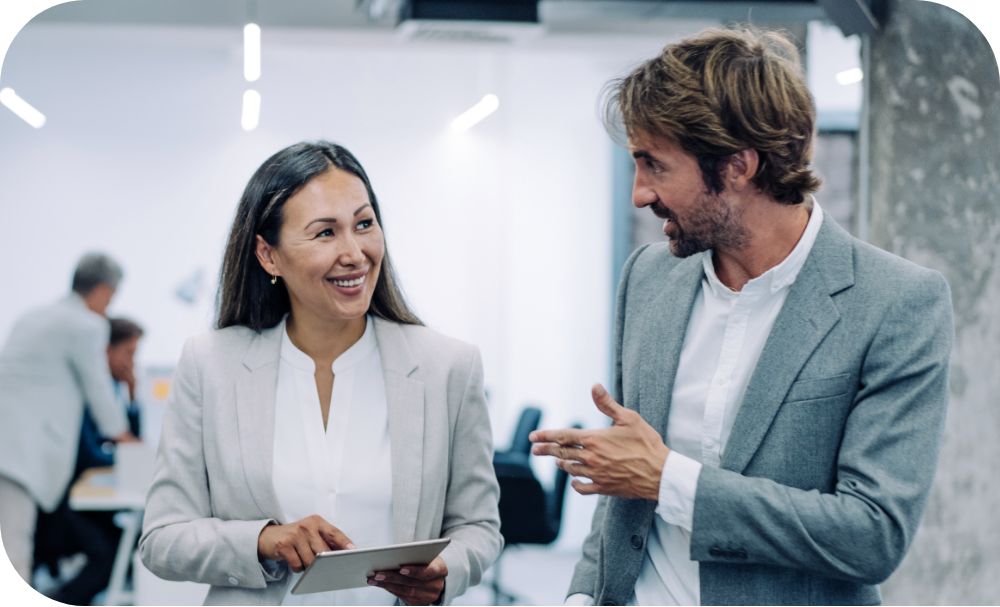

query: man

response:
[33,317,145,605]
[531,27,953,605]
[0,253,137,583]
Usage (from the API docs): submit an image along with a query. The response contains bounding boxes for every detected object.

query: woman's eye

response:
[316,228,334,238]
[357,219,374,230]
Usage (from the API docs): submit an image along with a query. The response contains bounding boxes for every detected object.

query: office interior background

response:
[0,0,996,604]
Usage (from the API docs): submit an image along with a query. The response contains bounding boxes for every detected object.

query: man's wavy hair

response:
[605,27,821,204]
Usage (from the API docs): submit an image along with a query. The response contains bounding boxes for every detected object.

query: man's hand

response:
[112,432,140,444]
[530,383,670,501]
[368,556,448,605]
[257,515,355,573]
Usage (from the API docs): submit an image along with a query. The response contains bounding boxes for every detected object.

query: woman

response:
[139,141,501,605]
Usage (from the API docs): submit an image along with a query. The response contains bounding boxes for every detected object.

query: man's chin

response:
[668,237,706,258]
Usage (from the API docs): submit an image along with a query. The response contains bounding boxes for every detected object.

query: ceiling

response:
[32,0,830,35]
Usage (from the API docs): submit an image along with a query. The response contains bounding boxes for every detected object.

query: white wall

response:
[0,21,668,550]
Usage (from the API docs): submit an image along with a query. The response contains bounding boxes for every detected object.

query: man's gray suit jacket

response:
[0,294,127,511]
[568,215,953,605]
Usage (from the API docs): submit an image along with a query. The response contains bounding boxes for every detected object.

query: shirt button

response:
[630,534,644,550]
[227,576,239,585]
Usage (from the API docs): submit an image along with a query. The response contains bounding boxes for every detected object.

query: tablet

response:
[290,538,451,595]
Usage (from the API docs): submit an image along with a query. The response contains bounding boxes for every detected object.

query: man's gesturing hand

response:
[257,515,356,572]
[368,556,448,605]
[529,383,670,501]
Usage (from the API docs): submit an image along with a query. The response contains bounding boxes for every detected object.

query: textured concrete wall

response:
[869,1,1000,603]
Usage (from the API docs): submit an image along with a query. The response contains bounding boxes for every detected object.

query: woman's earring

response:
[271,275,278,285]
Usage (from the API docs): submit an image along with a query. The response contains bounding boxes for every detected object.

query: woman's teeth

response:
[332,276,364,287]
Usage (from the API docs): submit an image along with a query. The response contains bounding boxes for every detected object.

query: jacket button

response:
[709,547,723,557]
[630,534,644,550]
[227,576,239,585]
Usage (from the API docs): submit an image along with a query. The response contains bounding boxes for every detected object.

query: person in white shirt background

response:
[531,26,953,606]
[139,140,501,605]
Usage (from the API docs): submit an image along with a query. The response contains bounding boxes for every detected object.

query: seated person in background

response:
[76,317,144,473]
[33,317,146,606]
[139,141,502,605]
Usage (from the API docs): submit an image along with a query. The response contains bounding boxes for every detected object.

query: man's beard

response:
[652,191,749,258]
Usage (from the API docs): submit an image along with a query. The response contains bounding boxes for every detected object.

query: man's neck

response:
[712,198,812,292]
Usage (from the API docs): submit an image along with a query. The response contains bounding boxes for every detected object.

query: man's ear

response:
[724,148,760,192]
[255,234,280,277]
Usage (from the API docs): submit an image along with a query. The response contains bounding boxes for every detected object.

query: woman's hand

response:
[257,515,355,573]
[368,556,448,605]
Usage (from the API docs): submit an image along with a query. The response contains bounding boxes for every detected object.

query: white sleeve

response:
[565,593,595,605]
[654,451,702,532]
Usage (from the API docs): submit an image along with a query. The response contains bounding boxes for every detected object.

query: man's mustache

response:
[651,202,674,221]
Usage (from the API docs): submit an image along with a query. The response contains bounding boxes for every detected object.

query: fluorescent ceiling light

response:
[242,89,261,131]
[836,67,864,86]
[0,87,46,128]
[450,94,499,132]
[244,23,261,82]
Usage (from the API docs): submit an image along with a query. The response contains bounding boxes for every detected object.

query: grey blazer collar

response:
[638,214,856,472]
[233,316,426,544]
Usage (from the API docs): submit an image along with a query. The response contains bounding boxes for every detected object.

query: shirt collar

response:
[280,315,378,373]
[702,197,824,297]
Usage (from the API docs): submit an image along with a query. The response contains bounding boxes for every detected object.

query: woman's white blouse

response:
[273,317,395,606]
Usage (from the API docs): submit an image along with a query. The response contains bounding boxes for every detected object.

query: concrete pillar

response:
[868,0,1000,603]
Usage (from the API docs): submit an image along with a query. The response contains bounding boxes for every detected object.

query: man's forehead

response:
[627,133,677,155]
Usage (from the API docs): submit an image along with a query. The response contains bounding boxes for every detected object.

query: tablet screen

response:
[291,537,451,595]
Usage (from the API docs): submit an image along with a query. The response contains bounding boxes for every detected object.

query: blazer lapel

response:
[374,318,424,544]
[721,217,855,473]
[234,324,284,519]
[637,253,704,435]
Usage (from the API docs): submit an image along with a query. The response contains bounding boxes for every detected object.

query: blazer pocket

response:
[784,373,852,404]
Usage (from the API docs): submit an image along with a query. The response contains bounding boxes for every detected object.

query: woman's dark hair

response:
[217,141,422,331]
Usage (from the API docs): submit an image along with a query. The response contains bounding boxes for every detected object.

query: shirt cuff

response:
[565,593,595,606]
[654,451,702,532]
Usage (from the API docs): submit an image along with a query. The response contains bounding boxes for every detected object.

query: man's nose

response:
[632,174,656,209]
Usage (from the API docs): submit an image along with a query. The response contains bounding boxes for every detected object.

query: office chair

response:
[490,410,580,605]
[505,406,542,456]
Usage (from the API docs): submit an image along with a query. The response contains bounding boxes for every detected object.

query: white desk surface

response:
[69,467,146,511]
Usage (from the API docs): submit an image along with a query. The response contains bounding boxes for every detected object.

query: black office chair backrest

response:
[507,406,542,455]
[546,422,581,526]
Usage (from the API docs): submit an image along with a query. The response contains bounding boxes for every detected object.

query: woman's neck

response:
[285,311,367,367]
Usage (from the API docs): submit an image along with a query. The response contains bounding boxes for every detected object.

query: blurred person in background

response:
[33,317,145,605]
[139,141,501,605]
[0,253,139,584]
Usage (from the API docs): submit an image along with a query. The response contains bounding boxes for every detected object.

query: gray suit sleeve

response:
[567,244,650,599]
[439,347,503,605]
[691,272,953,585]
[72,317,127,438]
[139,338,279,588]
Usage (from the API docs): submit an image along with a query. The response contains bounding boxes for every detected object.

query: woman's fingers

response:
[320,522,356,550]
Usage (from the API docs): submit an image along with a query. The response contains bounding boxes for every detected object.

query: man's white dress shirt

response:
[272,317,396,606]
[569,201,823,606]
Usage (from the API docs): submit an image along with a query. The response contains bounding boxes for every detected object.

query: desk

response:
[69,467,145,606]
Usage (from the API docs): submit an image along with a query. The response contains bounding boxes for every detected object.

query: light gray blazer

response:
[139,317,502,605]
[0,294,127,511]
[568,216,953,605]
